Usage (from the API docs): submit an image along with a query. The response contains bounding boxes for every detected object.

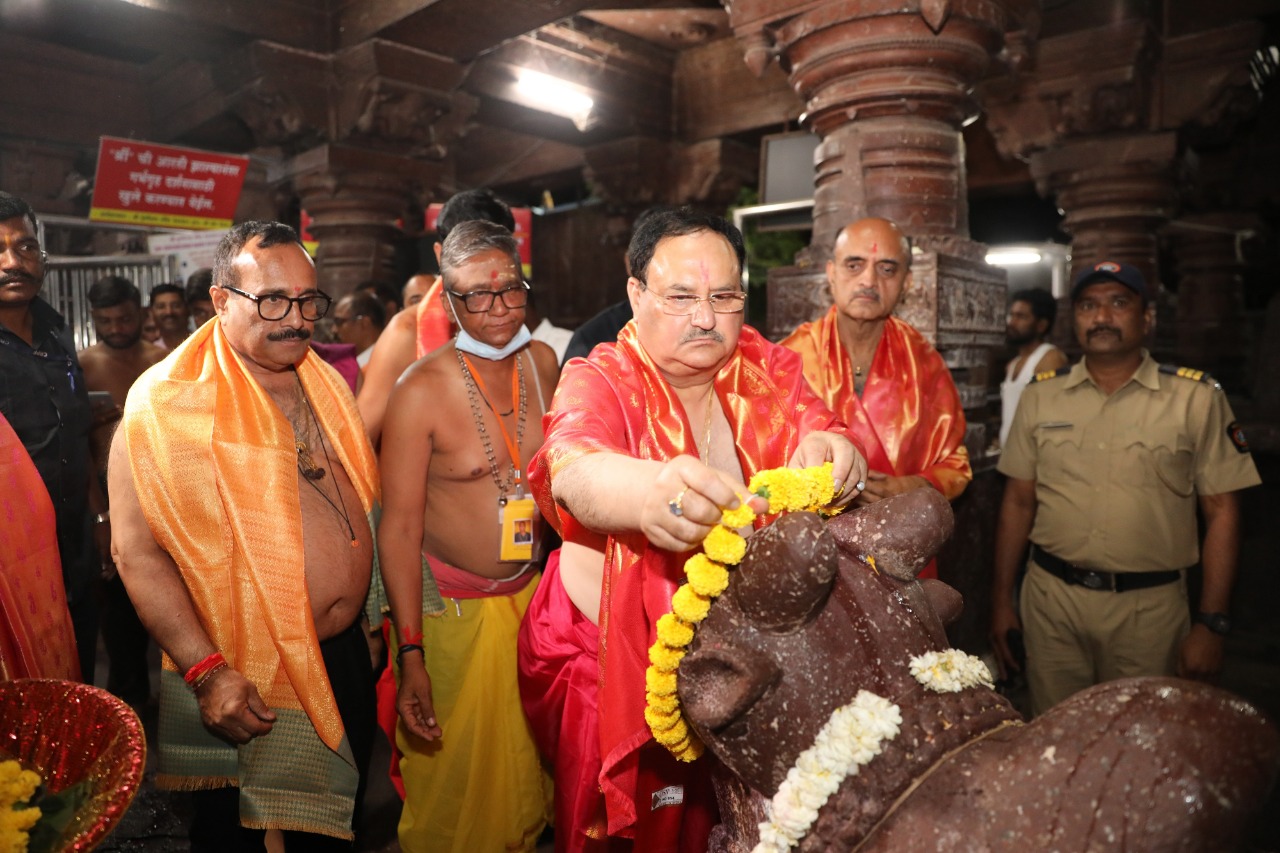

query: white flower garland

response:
[753,690,902,853]
[909,649,994,693]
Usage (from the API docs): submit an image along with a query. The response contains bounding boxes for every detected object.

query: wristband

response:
[192,661,228,691]
[396,643,425,663]
[184,651,226,687]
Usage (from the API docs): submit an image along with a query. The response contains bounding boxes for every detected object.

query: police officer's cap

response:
[1070,261,1149,302]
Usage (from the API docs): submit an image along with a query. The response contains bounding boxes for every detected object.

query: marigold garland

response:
[645,462,843,761]
[0,759,41,853]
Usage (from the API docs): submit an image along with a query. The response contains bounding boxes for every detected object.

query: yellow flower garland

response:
[0,759,41,853]
[645,462,843,761]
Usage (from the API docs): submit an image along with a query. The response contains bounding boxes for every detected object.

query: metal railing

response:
[43,255,177,351]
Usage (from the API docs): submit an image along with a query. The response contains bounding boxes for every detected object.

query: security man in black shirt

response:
[0,191,102,680]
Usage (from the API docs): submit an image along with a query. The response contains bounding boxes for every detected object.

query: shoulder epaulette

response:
[1030,367,1071,383]
[1158,363,1222,390]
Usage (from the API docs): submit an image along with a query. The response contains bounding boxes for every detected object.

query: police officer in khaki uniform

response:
[990,260,1260,716]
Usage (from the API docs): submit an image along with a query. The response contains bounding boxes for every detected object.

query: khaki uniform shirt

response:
[999,352,1260,574]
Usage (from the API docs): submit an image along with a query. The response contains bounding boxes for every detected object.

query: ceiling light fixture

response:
[514,68,595,130]
[985,249,1043,266]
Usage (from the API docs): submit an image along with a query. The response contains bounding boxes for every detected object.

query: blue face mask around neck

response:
[454,324,532,360]
[446,292,533,360]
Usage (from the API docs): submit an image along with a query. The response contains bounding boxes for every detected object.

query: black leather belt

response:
[1031,544,1182,593]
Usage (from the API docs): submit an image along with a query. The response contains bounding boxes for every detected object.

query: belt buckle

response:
[1078,570,1111,591]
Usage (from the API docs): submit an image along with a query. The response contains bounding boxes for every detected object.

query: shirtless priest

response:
[378,220,560,853]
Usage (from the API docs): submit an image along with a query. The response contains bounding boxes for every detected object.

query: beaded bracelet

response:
[396,643,425,663]
[184,651,226,688]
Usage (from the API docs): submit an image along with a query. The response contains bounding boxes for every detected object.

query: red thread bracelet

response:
[184,651,226,687]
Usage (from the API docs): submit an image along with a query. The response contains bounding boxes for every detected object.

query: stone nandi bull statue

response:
[677,490,1278,852]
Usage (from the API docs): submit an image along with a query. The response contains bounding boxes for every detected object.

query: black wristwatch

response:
[1196,612,1231,636]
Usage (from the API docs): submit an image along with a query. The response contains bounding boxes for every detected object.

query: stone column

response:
[729,0,1023,340]
[290,145,442,296]
[1028,132,1179,287]
[1166,212,1255,385]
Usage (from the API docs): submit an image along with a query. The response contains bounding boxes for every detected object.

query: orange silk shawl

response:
[528,322,858,838]
[121,321,380,756]
[416,277,453,357]
[782,310,971,501]
[0,412,80,681]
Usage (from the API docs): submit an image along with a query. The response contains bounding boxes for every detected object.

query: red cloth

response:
[310,342,361,393]
[518,551,619,852]
[0,412,80,681]
[782,310,972,579]
[416,278,453,358]
[527,322,858,844]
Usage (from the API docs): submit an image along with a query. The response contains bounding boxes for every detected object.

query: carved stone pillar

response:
[291,146,443,295]
[1028,132,1179,286]
[223,40,472,294]
[1166,212,1255,385]
[729,0,1024,333]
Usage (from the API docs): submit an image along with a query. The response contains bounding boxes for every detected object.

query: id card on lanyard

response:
[499,492,539,563]
[464,352,543,564]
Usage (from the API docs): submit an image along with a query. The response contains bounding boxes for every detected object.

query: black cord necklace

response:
[294,373,358,548]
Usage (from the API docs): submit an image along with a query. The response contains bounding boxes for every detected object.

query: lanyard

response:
[461,353,523,478]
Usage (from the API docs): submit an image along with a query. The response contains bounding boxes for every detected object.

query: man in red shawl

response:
[519,207,867,851]
[781,217,971,579]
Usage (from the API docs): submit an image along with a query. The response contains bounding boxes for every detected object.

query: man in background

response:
[78,274,165,705]
[1000,288,1067,447]
[332,291,387,368]
[402,273,435,309]
[150,282,190,349]
[781,216,970,578]
[186,268,216,330]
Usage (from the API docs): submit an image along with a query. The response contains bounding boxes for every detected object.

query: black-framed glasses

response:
[220,285,332,321]
[640,283,747,316]
[447,280,530,314]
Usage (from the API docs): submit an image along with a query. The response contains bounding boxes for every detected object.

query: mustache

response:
[0,271,39,287]
[848,288,880,303]
[267,328,311,342]
[1087,325,1121,339]
[680,328,725,344]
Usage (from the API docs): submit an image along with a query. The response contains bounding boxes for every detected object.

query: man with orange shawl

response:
[110,222,397,851]
[781,217,971,579]
[519,208,867,851]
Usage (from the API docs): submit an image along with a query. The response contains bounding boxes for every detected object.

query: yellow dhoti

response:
[397,574,551,853]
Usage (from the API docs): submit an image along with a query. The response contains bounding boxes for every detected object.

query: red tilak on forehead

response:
[490,269,499,281]
[871,242,878,254]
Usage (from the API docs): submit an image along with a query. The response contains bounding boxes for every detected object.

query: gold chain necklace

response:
[699,388,714,464]
[456,347,527,501]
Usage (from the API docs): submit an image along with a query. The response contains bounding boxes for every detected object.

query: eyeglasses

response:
[330,314,364,327]
[447,280,530,314]
[220,285,332,321]
[640,284,747,316]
